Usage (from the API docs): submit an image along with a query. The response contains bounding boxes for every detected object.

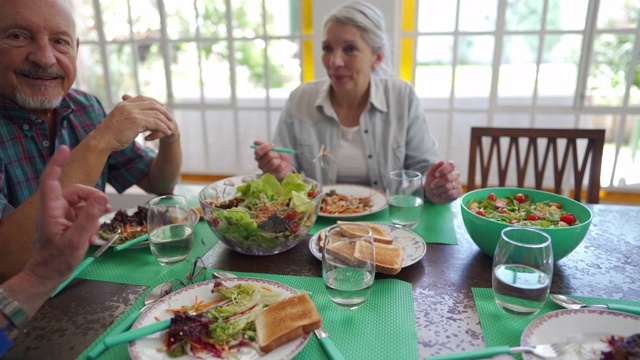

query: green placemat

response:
[311,202,458,244]
[473,287,640,354]
[77,221,217,287]
[80,272,418,360]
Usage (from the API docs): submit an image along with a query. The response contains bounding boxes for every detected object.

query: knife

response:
[51,231,121,297]
[314,326,345,360]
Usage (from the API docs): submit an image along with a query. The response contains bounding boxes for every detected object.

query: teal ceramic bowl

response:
[460,187,592,261]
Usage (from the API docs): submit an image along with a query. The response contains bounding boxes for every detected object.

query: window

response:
[70,0,640,191]
[70,0,305,175]
[414,0,640,190]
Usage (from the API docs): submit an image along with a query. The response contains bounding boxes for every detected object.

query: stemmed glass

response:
[492,227,554,317]
[322,224,375,310]
[148,195,195,266]
[386,170,424,229]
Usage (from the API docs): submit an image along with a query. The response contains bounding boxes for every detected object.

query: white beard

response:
[14,86,64,110]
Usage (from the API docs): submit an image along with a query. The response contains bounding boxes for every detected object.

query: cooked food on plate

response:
[255,292,321,353]
[319,223,404,275]
[320,189,374,215]
[337,221,393,244]
[99,205,148,245]
[465,192,581,228]
[600,333,640,360]
[161,280,320,358]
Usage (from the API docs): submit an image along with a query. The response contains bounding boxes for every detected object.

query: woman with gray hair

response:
[253,1,462,204]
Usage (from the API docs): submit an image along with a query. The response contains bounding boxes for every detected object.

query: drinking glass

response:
[492,227,553,317]
[386,170,424,229]
[322,224,375,310]
[148,195,195,266]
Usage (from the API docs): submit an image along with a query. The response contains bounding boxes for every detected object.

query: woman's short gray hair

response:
[323,1,392,77]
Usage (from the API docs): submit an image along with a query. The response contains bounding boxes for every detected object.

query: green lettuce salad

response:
[205,173,320,253]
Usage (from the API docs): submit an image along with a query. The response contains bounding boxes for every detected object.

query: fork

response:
[429,338,577,360]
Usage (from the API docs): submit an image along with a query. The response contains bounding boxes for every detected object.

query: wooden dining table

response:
[5,186,640,359]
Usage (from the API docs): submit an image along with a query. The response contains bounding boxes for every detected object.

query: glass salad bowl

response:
[198,173,323,255]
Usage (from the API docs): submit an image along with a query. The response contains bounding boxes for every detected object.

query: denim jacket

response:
[273,77,439,190]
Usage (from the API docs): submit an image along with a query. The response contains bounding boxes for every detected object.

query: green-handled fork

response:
[429,338,578,360]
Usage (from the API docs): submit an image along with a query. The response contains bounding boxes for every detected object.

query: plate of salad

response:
[98,206,199,248]
[129,278,310,360]
[520,308,640,360]
[319,184,387,218]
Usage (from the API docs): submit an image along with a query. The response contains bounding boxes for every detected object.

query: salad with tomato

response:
[201,173,321,253]
[164,281,284,358]
[465,192,580,228]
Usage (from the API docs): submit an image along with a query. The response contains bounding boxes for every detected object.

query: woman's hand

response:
[424,161,463,204]
[253,140,294,181]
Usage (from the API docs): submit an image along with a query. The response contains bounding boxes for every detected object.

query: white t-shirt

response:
[336,124,369,185]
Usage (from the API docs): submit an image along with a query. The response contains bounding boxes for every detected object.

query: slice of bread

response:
[336,221,394,245]
[255,292,322,353]
[324,240,357,266]
[354,241,404,275]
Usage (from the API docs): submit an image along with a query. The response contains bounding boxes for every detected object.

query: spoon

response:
[551,294,640,316]
[86,281,173,360]
[212,271,238,279]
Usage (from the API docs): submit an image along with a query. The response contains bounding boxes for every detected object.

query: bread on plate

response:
[354,240,404,275]
[336,221,394,244]
[255,291,321,353]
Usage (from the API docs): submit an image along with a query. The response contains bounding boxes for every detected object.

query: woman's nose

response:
[330,52,345,67]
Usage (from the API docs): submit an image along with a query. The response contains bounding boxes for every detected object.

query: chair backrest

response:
[467,127,605,203]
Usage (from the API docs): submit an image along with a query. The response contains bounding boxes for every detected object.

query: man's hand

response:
[93,94,179,152]
[253,140,294,181]
[424,161,463,204]
[23,146,111,290]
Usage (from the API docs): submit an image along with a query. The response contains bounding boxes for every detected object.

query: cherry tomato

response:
[560,213,576,225]
[514,193,526,203]
[495,200,508,209]
[307,189,319,198]
[487,193,497,201]
[498,208,509,214]
[475,210,486,217]
[525,214,539,221]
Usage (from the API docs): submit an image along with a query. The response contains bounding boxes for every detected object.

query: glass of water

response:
[492,227,553,317]
[148,195,195,266]
[322,224,375,310]
[386,170,424,229]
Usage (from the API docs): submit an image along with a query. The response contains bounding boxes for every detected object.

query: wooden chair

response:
[467,127,605,203]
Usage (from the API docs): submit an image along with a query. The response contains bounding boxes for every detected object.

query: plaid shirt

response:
[0,89,155,217]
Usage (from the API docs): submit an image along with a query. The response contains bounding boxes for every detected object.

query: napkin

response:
[472,287,640,351]
[311,202,458,245]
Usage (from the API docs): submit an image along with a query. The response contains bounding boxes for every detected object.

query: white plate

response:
[308,222,426,269]
[521,308,640,360]
[129,278,310,360]
[319,184,387,218]
[97,207,199,248]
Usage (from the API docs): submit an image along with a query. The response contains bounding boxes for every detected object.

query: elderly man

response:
[0,0,182,280]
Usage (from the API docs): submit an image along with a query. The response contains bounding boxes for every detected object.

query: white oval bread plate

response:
[96,207,199,248]
[319,184,387,218]
[129,278,309,360]
[521,308,640,360]
[308,222,427,268]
